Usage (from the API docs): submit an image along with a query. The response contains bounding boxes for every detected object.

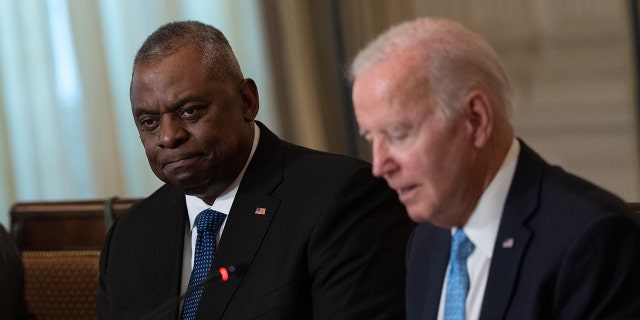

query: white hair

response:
[349,18,513,120]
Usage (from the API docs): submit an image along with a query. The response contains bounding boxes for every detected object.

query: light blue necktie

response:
[444,229,475,320]
[181,209,226,320]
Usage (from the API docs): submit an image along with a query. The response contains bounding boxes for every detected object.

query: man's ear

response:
[464,89,493,148]
[239,78,259,121]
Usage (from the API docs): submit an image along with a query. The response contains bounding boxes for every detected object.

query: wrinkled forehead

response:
[354,52,433,109]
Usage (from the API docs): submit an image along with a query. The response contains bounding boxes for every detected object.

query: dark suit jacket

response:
[406,141,640,320]
[98,122,414,320]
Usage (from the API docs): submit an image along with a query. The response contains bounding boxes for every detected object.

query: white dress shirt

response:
[437,138,520,320]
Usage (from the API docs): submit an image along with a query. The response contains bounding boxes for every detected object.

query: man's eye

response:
[139,118,159,129]
[179,107,199,119]
[389,132,408,142]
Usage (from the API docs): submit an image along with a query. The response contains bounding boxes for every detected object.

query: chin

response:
[165,176,204,191]
[406,207,430,223]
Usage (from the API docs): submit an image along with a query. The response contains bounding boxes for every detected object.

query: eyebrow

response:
[132,96,205,117]
[133,107,157,117]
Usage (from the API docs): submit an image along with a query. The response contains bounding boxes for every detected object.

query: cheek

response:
[140,137,153,154]
[144,147,154,161]
[139,132,154,149]
[141,142,161,168]
[143,149,165,179]
[410,136,460,185]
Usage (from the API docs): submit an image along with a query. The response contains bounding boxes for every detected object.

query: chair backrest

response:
[10,198,137,251]
[9,198,139,320]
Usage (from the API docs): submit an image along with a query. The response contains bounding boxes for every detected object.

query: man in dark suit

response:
[349,17,640,319]
[97,21,414,320]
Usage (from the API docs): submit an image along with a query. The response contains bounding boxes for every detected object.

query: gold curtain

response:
[260,0,359,156]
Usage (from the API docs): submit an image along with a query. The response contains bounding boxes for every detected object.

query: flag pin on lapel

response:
[502,238,514,248]
[254,207,266,215]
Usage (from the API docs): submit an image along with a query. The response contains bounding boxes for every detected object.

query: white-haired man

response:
[350,17,640,320]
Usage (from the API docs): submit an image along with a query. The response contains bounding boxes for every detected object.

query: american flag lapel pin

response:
[254,207,266,215]
[502,237,515,248]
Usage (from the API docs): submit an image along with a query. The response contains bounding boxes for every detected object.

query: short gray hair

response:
[134,20,243,81]
[349,18,513,120]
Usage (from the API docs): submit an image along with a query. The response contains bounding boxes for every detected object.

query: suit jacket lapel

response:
[479,141,544,320]
[420,226,451,320]
[197,122,283,319]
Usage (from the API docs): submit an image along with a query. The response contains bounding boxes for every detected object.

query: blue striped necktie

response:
[444,229,475,320]
[181,209,226,320]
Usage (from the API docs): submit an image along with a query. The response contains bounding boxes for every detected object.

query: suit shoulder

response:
[115,184,184,227]
[541,164,634,218]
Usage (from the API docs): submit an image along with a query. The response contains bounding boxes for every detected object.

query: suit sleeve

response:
[554,213,640,319]
[97,218,117,320]
[306,165,415,320]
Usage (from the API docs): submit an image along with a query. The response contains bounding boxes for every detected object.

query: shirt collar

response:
[459,138,519,259]
[185,122,261,232]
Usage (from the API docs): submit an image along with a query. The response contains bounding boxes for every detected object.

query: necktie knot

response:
[195,208,226,234]
[451,229,474,261]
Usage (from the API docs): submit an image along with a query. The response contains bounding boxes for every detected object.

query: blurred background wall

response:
[1,0,638,226]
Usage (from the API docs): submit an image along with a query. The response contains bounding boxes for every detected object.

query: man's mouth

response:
[395,184,418,202]
[162,155,199,169]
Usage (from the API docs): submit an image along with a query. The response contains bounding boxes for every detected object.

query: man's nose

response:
[371,140,396,178]
[158,115,188,148]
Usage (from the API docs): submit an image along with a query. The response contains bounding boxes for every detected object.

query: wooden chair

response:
[10,198,138,320]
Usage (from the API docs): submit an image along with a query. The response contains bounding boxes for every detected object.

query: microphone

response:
[140,265,243,320]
